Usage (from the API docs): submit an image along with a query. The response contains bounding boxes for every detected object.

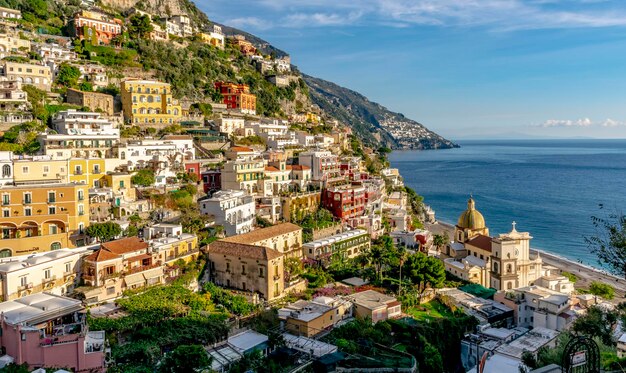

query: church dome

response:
[457,197,486,230]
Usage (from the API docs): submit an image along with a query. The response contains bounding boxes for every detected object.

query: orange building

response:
[0,182,90,258]
[229,35,257,56]
[215,82,257,115]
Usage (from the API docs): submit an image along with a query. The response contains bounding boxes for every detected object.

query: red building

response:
[70,10,122,45]
[0,293,105,372]
[322,185,366,221]
[184,161,201,181]
[215,82,257,115]
[202,169,221,194]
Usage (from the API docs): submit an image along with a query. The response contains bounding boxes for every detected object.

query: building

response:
[167,15,193,37]
[120,79,182,126]
[298,151,340,184]
[322,184,366,221]
[221,223,303,258]
[280,191,320,222]
[0,182,89,257]
[221,157,265,195]
[66,88,114,115]
[0,247,89,301]
[0,35,30,54]
[215,82,257,115]
[0,80,32,125]
[618,333,626,358]
[200,25,225,48]
[0,293,105,372]
[0,6,21,20]
[70,10,122,45]
[2,61,52,91]
[494,286,573,331]
[207,240,286,302]
[445,198,543,291]
[303,229,370,265]
[199,190,255,236]
[80,232,197,303]
[208,330,270,372]
[201,169,221,194]
[214,116,245,135]
[278,296,352,337]
[39,110,119,159]
[444,256,490,285]
[229,35,257,56]
[346,290,401,323]
[439,288,514,326]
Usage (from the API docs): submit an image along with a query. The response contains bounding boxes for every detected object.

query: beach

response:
[426,220,626,301]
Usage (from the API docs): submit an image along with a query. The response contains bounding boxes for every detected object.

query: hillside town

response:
[0,2,622,373]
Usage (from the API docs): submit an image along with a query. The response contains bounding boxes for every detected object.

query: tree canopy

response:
[131,169,156,187]
[586,211,626,278]
[86,221,122,242]
[159,345,211,373]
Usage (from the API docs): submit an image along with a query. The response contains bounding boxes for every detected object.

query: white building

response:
[215,116,245,136]
[0,247,93,301]
[298,150,340,183]
[534,275,575,295]
[0,80,32,125]
[40,110,119,159]
[167,15,194,37]
[0,6,21,20]
[0,151,12,185]
[199,190,256,236]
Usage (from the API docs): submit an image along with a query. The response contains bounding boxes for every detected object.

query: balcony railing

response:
[42,275,57,284]
[124,263,160,275]
[82,274,95,281]
[18,282,33,291]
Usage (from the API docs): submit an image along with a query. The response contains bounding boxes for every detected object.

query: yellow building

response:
[120,79,182,127]
[0,182,90,258]
[2,61,52,91]
[221,158,265,194]
[12,158,69,184]
[69,158,107,188]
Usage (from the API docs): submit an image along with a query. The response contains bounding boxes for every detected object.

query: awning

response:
[142,267,164,280]
[124,273,145,287]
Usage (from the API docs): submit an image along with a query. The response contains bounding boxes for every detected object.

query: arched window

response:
[121,151,126,160]
[506,264,512,274]
[0,249,11,258]
[2,164,10,177]
[147,95,154,103]
[50,242,61,250]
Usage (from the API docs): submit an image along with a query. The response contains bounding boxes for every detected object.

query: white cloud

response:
[224,17,272,30]
[240,0,626,31]
[537,117,625,127]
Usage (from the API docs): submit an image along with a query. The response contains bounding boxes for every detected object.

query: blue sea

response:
[389,139,626,267]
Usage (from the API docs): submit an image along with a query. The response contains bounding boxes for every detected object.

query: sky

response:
[197,0,626,140]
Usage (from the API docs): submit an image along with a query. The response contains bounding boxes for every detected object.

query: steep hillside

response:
[304,75,458,150]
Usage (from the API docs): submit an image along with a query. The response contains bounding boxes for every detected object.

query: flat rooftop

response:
[0,293,83,325]
[303,229,368,249]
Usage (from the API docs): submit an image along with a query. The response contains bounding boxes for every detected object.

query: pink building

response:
[0,293,105,372]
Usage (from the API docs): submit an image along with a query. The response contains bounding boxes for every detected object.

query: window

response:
[119,181,125,188]
[241,264,246,275]
[24,207,31,216]
[1,165,10,177]
[43,166,49,173]
[48,206,56,215]
[259,267,264,277]
[44,268,51,279]
[47,192,55,203]
[49,224,58,235]
[20,276,27,286]
[106,287,115,295]
[226,262,230,272]
[22,166,28,174]
[2,209,8,218]
[50,242,61,250]
[0,249,11,258]
[75,166,82,175]
[65,262,71,273]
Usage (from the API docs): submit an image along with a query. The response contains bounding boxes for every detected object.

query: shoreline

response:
[427,220,626,299]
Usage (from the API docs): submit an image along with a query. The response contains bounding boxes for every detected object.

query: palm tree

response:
[432,233,449,253]
[398,246,408,296]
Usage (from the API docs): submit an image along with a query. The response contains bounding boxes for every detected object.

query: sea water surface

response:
[389,139,626,266]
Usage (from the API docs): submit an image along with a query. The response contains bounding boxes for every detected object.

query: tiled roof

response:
[85,249,120,262]
[466,234,493,252]
[101,237,149,255]
[230,146,253,152]
[208,241,282,261]
[222,223,302,244]
[265,166,280,172]
[287,165,310,171]
[162,135,192,140]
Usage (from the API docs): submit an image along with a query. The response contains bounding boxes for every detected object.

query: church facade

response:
[444,198,543,291]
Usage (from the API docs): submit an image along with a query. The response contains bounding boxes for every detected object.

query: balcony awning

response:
[124,273,145,287]
[143,267,164,280]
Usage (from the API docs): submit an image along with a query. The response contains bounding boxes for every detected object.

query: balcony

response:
[18,282,33,291]
[124,262,160,275]
[42,275,57,284]
[164,249,199,262]
[82,274,95,282]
